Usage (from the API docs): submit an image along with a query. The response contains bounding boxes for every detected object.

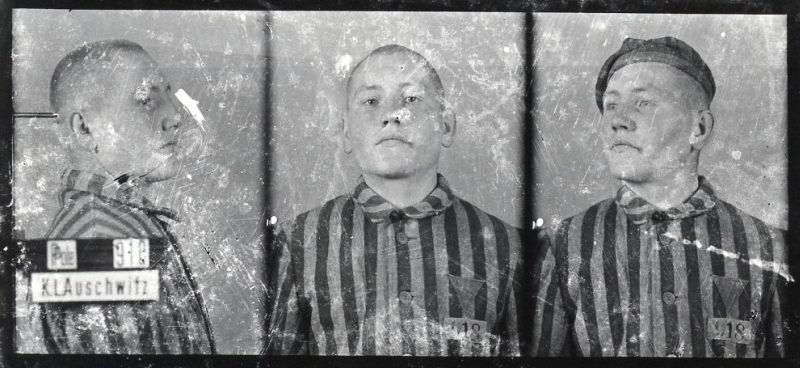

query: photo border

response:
[2,1,797,367]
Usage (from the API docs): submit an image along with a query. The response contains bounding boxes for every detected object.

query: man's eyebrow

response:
[353,85,381,94]
[604,84,662,97]
[603,90,620,98]
[631,81,669,93]
[399,82,426,92]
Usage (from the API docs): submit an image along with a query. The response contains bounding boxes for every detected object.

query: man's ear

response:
[689,109,715,150]
[441,104,456,148]
[341,117,353,154]
[69,111,97,153]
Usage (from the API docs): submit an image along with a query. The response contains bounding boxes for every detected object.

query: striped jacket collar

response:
[60,169,180,221]
[615,175,717,224]
[352,174,454,223]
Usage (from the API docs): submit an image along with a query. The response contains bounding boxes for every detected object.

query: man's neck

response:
[362,170,438,209]
[623,171,700,210]
[69,158,150,188]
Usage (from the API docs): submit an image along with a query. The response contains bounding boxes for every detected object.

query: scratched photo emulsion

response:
[264,11,530,356]
[530,13,790,358]
[11,9,267,354]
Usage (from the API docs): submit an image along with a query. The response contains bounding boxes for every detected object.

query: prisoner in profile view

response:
[15,39,215,354]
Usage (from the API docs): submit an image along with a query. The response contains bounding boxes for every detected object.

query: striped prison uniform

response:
[15,169,215,354]
[531,176,789,357]
[265,174,523,356]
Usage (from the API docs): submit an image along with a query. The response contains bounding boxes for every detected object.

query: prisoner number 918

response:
[113,239,150,269]
[709,318,753,344]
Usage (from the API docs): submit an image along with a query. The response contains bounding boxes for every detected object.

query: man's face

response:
[600,62,701,184]
[344,52,453,180]
[90,52,184,182]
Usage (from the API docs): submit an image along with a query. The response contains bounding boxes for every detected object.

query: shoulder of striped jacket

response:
[49,194,156,239]
[454,197,520,230]
[553,197,617,233]
[275,194,352,230]
[719,198,785,233]
[453,197,524,255]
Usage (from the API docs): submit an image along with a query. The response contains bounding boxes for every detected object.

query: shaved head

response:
[346,45,445,109]
[50,40,152,121]
[342,44,456,184]
[49,40,185,183]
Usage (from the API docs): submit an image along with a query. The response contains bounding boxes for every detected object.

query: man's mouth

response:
[609,140,640,152]
[160,140,179,151]
[376,134,411,146]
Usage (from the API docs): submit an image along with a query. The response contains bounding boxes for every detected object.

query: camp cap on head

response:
[595,36,715,111]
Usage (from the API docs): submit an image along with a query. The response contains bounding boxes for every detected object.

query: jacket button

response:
[662,291,676,305]
[396,232,408,244]
[399,290,413,305]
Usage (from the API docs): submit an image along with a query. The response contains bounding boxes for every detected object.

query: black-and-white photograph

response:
[2,4,797,364]
[530,13,790,358]
[265,11,527,356]
[12,9,266,354]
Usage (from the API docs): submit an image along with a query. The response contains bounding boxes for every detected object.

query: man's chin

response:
[362,164,418,180]
[608,165,649,184]
[371,170,414,180]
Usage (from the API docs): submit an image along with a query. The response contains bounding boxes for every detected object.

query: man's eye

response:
[605,103,617,111]
[404,96,418,103]
[636,100,653,108]
[134,85,156,110]
[363,98,378,106]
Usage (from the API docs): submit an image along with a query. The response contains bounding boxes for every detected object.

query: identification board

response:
[31,270,159,303]
[17,238,167,303]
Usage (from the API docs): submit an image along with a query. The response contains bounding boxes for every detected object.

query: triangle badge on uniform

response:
[712,275,749,316]
[448,275,486,315]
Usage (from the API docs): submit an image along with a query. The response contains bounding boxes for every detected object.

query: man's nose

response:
[382,109,402,126]
[163,112,183,131]
[163,95,184,131]
[607,108,637,132]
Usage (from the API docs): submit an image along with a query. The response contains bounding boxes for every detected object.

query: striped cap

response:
[595,36,715,111]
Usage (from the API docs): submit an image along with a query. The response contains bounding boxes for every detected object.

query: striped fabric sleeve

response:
[763,228,787,358]
[765,274,787,357]
[265,221,308,355]
[498,225,523,356]
[46,196,159,239]
[530,224,571,357]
